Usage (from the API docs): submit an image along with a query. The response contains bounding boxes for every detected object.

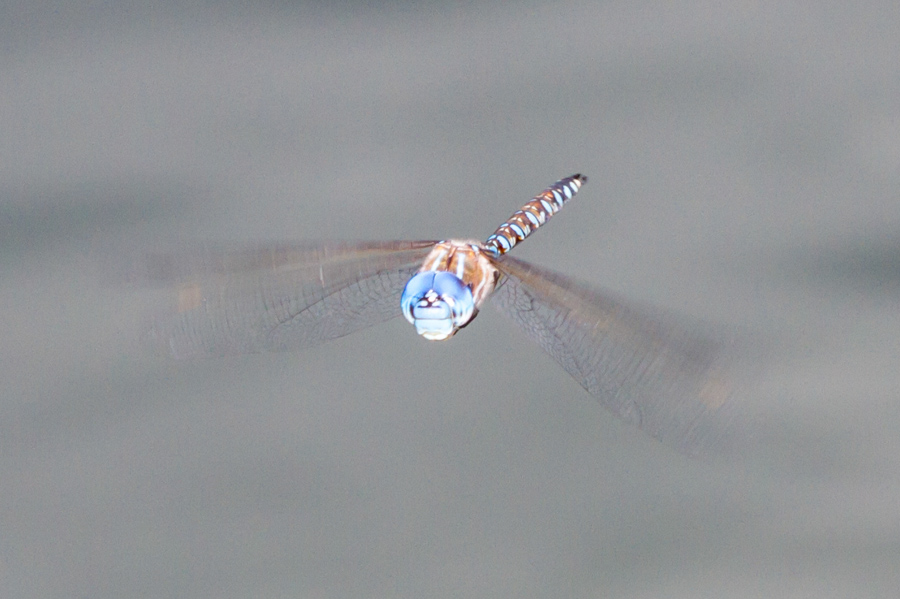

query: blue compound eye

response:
[400,271,476,340]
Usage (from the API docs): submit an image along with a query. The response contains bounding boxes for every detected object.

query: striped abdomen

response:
[483,174,587,257]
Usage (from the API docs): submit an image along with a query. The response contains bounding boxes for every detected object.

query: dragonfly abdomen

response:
[483,174,587,257]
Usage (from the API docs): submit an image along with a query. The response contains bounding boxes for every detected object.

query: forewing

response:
[135,241,436,358]
[491,256,761,456]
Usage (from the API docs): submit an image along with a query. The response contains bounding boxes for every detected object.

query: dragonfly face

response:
[400,239,501,341]
[400,271,476,340]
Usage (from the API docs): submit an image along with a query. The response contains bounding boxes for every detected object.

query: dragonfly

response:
[139,175,755,455]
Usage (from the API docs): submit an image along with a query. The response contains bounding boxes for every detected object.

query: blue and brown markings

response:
[484,174,587,257]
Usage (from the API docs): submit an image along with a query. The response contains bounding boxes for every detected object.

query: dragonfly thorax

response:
[400,240,500,341]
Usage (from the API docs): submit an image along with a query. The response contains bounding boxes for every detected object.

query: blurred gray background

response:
[2,1,899,597]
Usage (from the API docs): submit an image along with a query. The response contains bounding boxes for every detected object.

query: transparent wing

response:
[491,256,762,456]
[135,241,436,358]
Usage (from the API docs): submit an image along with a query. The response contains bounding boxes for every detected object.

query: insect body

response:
[401,175,585,340]
[140,174,754,455]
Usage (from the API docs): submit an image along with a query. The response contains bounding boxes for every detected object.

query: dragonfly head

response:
[400,271,477,341]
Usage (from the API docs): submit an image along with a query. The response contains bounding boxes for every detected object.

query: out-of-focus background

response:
[2,1,899,597]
